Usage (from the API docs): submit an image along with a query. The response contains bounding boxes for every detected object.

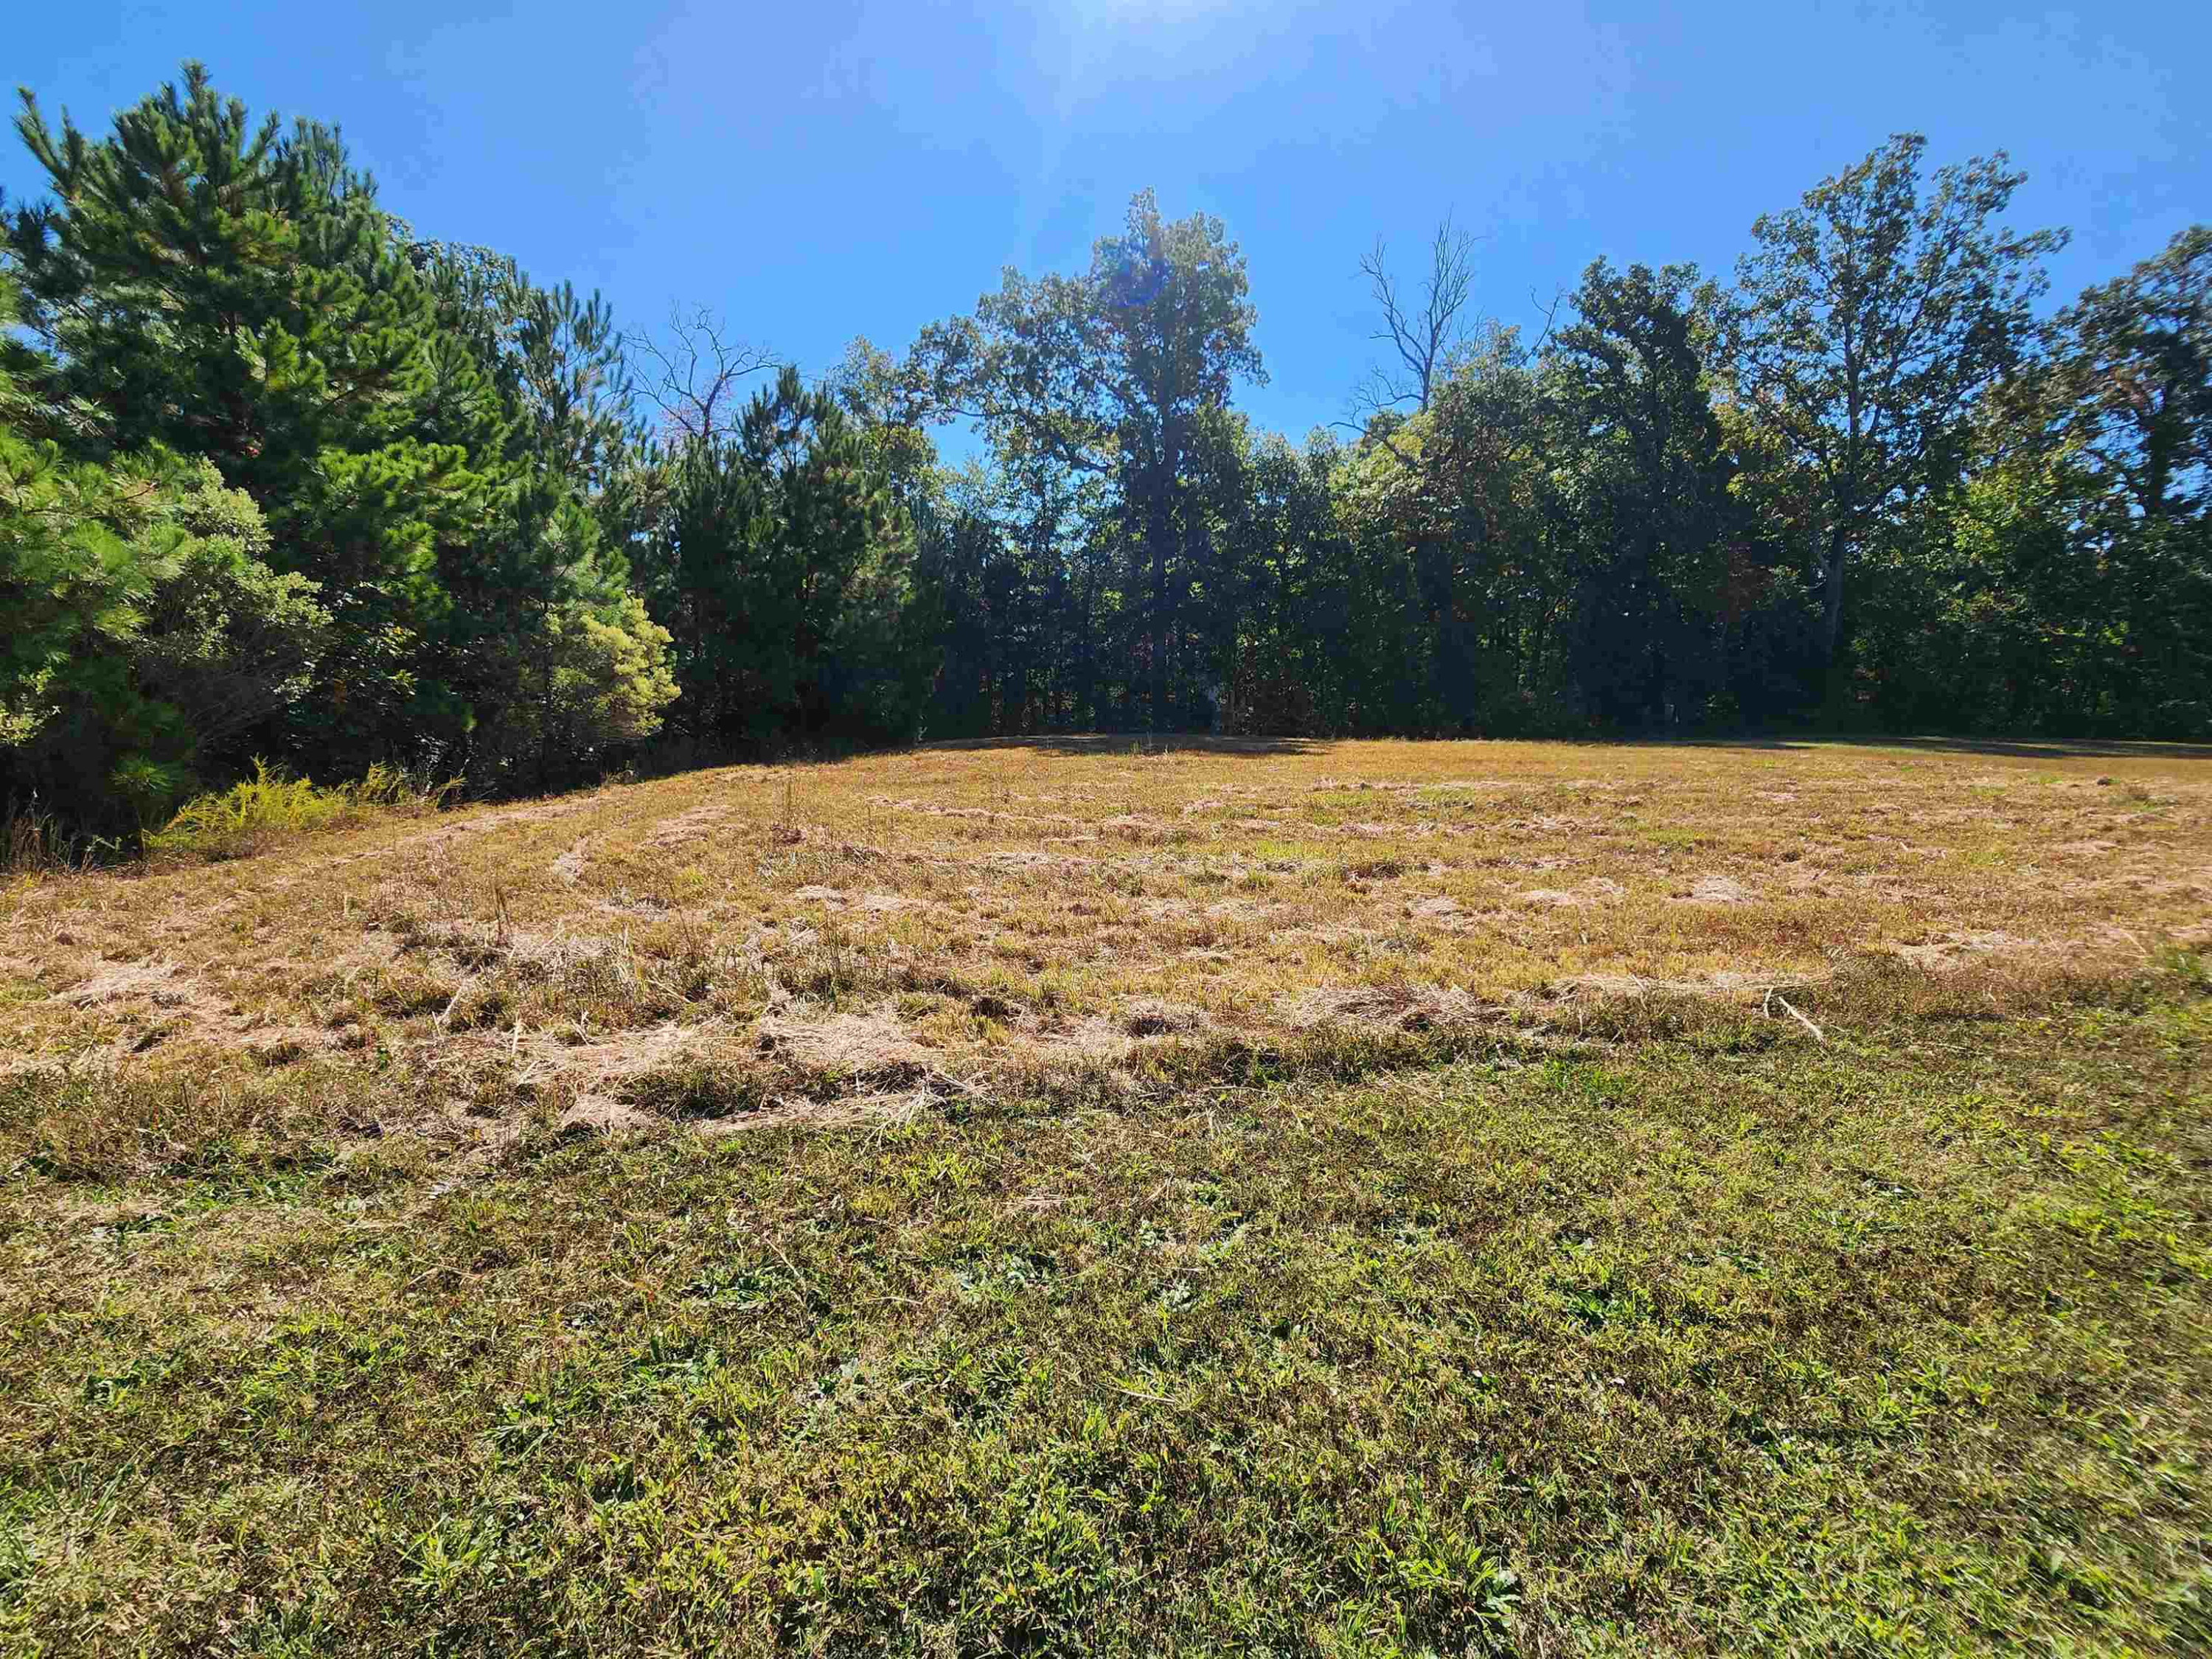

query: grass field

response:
[4,736,2211,1654]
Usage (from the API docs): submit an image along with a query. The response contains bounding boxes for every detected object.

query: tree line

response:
[4,66,2206,838]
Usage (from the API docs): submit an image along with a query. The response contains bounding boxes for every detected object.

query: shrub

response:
[145,760,454,861]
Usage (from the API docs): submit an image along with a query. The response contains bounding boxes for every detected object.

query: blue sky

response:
[8,1,2207,445]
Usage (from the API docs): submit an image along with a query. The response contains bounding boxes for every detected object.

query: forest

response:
[4,64,2208,841]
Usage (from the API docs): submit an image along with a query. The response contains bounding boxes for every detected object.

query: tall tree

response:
[7,66,675,793]
[641,367,926,752]
[1,277,327,828]
[1354,214,1480,421]
[1547,260,1733,723]
[2042,226,2212,731]
[632,305,779,448]
[1726,134,2064,669]
[1338,325,1556,733]
[911,190,1263,728]
[1099,192,1265,723]
[2049,226,2211,531]
[7,66,494,764]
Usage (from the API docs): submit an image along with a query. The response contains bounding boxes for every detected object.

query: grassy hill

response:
[4,737,2211,1654]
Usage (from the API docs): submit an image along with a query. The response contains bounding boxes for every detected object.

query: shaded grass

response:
[1,965,2208,1655]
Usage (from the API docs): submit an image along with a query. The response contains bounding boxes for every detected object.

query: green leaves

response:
[5,66,683,813]
[1726,134,2067,661]
[641,366,926,753]
[0,319,330,830]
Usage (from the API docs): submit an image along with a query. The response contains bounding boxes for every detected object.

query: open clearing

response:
[4,737,2212,1654]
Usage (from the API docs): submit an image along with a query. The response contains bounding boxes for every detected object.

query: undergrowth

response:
[144,760,459,862]
[0,803,121,874]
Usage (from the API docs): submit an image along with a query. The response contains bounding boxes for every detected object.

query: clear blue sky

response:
[8,1,2207,444]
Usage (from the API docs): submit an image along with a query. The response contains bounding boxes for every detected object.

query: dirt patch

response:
[1121,998,1208,1038]
[1675,874,1753,904]
[1895,930,2039,970]
[414,918,611,973]
[978,849,1089,872]
[55,958,206,1012]
[754,1006,940,1076]
[1099,814,1168,841]
[511,1018,739,1114]
[1555,968,1801,1001]
[11,957,336,1074]
[504,1009,957,1139]
[397,790,610,862]
[2050,838,2121,858]
[1281,982,1492,1033]
[553,1093,661,1136]
[1520,877,1625,908]
[552,837,590,886]
[650,804,732,849]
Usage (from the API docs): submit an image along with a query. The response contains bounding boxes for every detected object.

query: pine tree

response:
[1,277,327,830]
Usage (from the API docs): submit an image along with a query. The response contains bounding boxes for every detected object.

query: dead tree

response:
[1354,214,1480,420]
[630,305,781,446]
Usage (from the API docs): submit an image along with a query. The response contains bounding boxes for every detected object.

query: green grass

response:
[3,963,2208,1655]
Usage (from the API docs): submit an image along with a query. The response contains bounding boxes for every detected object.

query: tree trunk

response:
[1814,511,1849,712]
[1149,451,1175,731]
[1821,518,1848,664]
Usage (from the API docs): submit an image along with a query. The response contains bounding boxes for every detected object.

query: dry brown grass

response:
[5,735,2208,1158]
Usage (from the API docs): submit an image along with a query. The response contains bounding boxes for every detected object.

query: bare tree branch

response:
[1353,214,1481,422]
[629,305,782,446]
[1527,285,1566,355]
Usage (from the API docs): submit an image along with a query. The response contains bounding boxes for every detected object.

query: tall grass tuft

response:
[0,804,119,874]
[145,760,458,862]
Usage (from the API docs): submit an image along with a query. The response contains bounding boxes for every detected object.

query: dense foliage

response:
[4,67,2207,835]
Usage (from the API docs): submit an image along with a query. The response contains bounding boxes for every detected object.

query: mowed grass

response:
[4,737,2212,1654]
[3,734,2208,1141]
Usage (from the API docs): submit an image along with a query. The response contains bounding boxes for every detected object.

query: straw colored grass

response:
[4,735,2205,1147]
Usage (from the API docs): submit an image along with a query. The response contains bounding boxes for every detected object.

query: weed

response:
[0,801,121,872]
[145,759,456,862]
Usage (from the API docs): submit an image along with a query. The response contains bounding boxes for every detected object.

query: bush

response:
[145,761,453,862]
